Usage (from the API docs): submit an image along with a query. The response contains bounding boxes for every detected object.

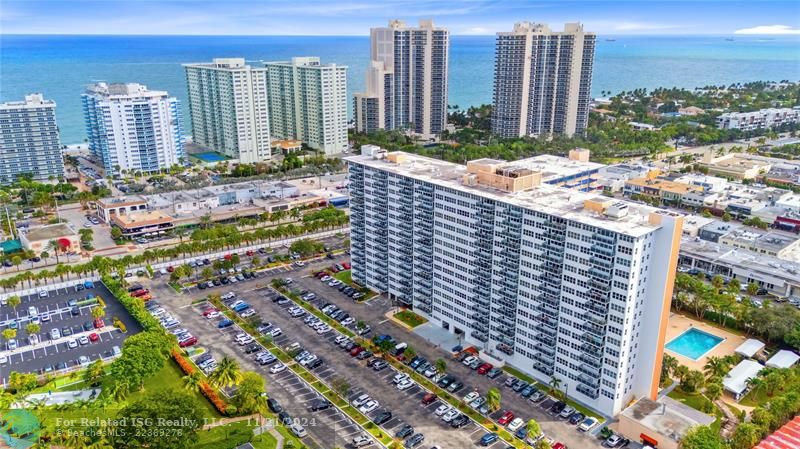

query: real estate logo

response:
[0,409,41,449]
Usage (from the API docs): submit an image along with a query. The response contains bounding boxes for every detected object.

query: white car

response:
[359,400,379,413]
[462,356,477,366]
[206,311,221,319]
[463,392,480,403]
[578,417,599,432]
[240,309,256,318]
[40,312,50,322]
[6,339,16,350]
[79,355,90,367]
[28,306,38,317]
[0,355,7,365]
[434,404,451,416]
[508,417,525,432]
[78,336,89,345]
[397,379,414,391]
[270,328,283,337]
[68,339,78,349]
[442,409,460,422]
[28,334,39,345]
[38,290,48,298]
[352,394,370,407]
[392,373,409,384]
[270,363,287,374]
[317,325,331,335]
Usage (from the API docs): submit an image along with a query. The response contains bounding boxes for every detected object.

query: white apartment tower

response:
[492,22,596,138]
[264,57,348,155]
[354,19,449,139]
[0,94,64,184]
[82,83,184,176]
[183,58,271,163]
[347,146,683,416]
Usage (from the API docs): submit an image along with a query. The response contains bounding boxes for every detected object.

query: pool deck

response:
[665,312,746,371]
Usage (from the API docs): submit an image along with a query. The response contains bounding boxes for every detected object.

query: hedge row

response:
[171,348,228,415]
[102,276,161,331]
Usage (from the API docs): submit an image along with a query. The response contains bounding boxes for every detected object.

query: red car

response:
[179,336,198,347]
[422,393,437,405]
[477,363,493,375]
[202,307,219,317]
[167,266,175,272]
[552,444,567,449]
[93,318,105,329]
[342,262,351,269]
[88,333,99,342]
[497,411,514,425]
[246,250,254,256]
[131,289,150,297]
[350,346,364,356]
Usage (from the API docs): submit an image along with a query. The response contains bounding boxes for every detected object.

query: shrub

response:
[172,348,196,375]
[200,381,228,415]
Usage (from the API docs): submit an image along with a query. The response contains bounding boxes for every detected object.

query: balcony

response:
[538,326,557,338]
[576,383,599,399]
[578,373,600,388]
[592,233,615,245]
[592,245,614,257]
[472,332,488,342]
[535,333,555,347]
[581,343,603,358]
[533,351,555,365]
[584,310,605,325]
[588,266,611,280]
[580,353,603,369]
[578,363,601,378]
[582,332,604,348]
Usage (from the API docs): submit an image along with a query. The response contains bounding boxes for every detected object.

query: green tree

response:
[2,328,17,342]
[6,294,20,311]
[661,354,679,384]
[91,305,105,320]
[681,369,706,393]
[434,358,446,374]
[526,418,541,440]
[84,359,105,386]
[703,356,728,379]
[486,387,501,413]
[747,282,760,296]
[332,376,351,398]
[7,371,37,394]
[110,226,123,240]
[730,422,762,449]
[549,376,563,400]
[109,331,171,390]
[403,345,417,362]
[534,438,551,449]
[234,371,267,414]
[114,390,203,449]
[182,372,203,392]
[681,425,726,449]
[704,382,723,402]
[209,356,242,388]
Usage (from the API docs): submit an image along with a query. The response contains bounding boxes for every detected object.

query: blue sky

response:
[2,0,799,35]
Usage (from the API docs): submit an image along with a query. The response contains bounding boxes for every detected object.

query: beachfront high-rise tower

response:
[82,83,184,176]
[183,58,271,163]
[354,19,449,139]
[0,93,64,184]
[264,57,348,155]
[492,22,596,138]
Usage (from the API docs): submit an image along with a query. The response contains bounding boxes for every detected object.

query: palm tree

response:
[662,354,679,379]
[6,294,20,311]
[210,356,242,388]
[549,376,563,399]
[526,418,541,440]
[704,382,723,402]
[91,305,105,320]
[25,322,40,336]
[746,376,766,398]
[434,359,446,374]
[183,372,203,392]
[486,387,501,413]
[47,239,62,264]
[703,356,728,379]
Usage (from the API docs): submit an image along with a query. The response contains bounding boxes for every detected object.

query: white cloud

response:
[460,26,491,35]
[734,25,800,35]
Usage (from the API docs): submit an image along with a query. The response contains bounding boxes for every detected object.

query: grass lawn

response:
[334,269,352,284]
[128,359,221,419]
[196,420,254,449]
[333,269,377,300]
[394,310,428,328]
[251,432,278,449]
[667,388,722,431]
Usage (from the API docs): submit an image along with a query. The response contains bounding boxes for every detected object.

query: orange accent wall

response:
[649,215,684,399]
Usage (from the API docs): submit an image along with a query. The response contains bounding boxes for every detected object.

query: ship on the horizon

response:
[725,37,735,41]
[606,38,616,42]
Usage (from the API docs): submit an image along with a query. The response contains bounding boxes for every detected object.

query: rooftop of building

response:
[112,210,173,227]
[699,220,741,235]
[0,93,56,109]
[183,58,264,70]
[621,396,715,443]
[702,153,772,171]
[681,237,800,284]
[271,139,303,150]
[263,57,346,69]
[722,228,799,252]
[97,195,147,208]
[718,107,799,118]
[598,164,652,176]
[626,177,706,195]
[347,150,669,237]
[84,83,170,99]
[753,415,800,449]
[22,223,76,242]
[511,154,605,183]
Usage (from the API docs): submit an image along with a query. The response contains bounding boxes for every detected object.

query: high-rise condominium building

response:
[347,146,683,416]
[353,19,449,139]
[0,94,63,184]
[264,57,348,155]
[492,22,595,138]
[82,83,184,176]
[183,58,271,163]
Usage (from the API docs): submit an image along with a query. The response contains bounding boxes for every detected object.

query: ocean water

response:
[1,34,799,144]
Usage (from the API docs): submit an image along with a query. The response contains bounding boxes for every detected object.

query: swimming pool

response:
[666,328,724,360]
[192,152,227,162]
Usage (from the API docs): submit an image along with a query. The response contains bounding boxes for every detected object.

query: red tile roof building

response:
[754,415,800,449]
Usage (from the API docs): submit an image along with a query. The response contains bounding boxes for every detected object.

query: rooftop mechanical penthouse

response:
[346,146,684,416]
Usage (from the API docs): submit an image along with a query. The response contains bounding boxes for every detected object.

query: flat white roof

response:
[766,350,800,369]
[735,339,765,358]
[510,154,604,183]
[346,152,665,237]
[723,359,764,395]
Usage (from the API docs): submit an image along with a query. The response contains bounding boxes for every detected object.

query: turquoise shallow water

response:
[666,328,724,360]
[1,34,799,144]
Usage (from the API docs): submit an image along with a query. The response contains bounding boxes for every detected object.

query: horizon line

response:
[3,32,793,37]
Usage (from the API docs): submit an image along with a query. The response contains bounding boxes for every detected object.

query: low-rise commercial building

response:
[111,210,175,237]
[618,396,714,449]
[595,164,653,192]
[19,223,79,254]
[96,196,148,223]
[718,228,800,258]
[624,177,708,205]
[698,152,772,180]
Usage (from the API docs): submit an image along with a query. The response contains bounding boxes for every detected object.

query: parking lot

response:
[0,281,142,383]
[156,273,380,449]
[286,266,606,449]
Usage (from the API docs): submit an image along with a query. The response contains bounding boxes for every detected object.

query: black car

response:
[198,283,207,290]
[405,433,424,448]
[373,410,392,425]
[245,344,261,354]
[308,358,324,370]
[310,399,331,411]
[56,361,67,370]
[569,412,585,425]
[278,411,292,425]
[221,277,230,285]
[395,425,414,439]
[550,401,566,415]
[62,326,73,336]
[83,321,94,331]
[268,398,283,413]
[437,376,454,388]
[356,350,373,360]
[196,353,213,364]
[450,414,470,428]
[344,341,356,351]
[71,307,80,316]
[212,279,221,286]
